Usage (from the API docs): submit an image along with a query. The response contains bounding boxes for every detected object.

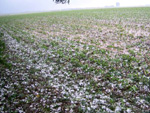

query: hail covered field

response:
[0,7,150,112]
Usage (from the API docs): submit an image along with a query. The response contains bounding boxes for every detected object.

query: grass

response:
[0,32,11,68]
[0,7,150,113]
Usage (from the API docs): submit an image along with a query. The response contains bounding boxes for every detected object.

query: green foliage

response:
[0,33,11,68]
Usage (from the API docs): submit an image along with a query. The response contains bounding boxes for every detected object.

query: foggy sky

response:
[0,0,150,15]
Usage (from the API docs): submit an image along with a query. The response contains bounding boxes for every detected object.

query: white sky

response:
[0,0,150,15]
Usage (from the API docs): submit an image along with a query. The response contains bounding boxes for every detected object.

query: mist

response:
[0,0,150,15]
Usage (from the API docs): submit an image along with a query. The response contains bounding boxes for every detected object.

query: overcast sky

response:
[0,0,150,15]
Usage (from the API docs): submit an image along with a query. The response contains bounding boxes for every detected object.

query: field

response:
[0,7,150,112]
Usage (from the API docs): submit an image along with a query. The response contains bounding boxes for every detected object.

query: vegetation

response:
[0,7,150,112]
[0,32,11,68]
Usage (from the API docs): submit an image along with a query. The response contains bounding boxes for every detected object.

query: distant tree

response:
[116,2,120,7]
[53,0,70,4]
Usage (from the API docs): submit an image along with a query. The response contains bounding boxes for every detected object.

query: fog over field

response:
[0,0,150,15]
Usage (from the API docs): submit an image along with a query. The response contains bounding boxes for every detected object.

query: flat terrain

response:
[0,7,150,112]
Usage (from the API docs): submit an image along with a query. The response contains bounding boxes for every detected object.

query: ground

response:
[0,7,150,113]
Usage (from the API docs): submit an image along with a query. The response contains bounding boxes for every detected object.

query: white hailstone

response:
[48,66,53,71]
[105,107,113,113]
[93,99,99,104]
[127,108,132,113]
[118,83,123,89]
[100,100,106,104]
[57,107,61,111]
[93,77,98,82]
[143,85,149,91]
[111,83,116,88]
[79,81,84,86]
[87,107,91,111]
[126,102,130,106]
[31,84,35,88]
[30,105,33,108]
[136,97,140,100]
[41,69,46,74]
[70,108,73,112]
[53,99,57,102]
[18,110,24,113]
[41,89,44,93]
[91,104,97,109]
[102,106,106,109]
[115,106,121,112]
[139,99,145,104]
[59,74,64,77]
[106,89,111,93]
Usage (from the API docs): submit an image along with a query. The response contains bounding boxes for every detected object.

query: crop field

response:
[0,7,150,112]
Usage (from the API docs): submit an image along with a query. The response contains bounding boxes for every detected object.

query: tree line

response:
[53,0,70,4]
